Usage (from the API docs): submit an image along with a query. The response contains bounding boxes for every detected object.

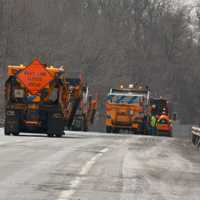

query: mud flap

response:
[47,111,65,136]
[5,110,20,135]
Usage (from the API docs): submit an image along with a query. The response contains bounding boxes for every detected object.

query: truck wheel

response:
[106,126,112,133]
[79,116,88,132]
[13,132,19,136]
[131,129,137,134]
[83,116,88,132]
[169,131,173,137]
[113,128,119,133]
[55,132,63,138]
[47,132,54,137]
[83,125,89,132]
[4,124,11,135]
[4,129,11,136]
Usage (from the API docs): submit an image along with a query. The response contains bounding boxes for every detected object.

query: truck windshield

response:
[150,99,168,115]
[107,95,143,104]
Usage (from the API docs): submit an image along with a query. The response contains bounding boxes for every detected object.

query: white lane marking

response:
[57,148,109,200]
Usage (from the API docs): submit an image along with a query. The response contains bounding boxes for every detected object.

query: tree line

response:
[0,0,200,124]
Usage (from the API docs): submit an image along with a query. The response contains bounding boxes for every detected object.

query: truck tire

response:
[47,132,54,137]
[13,132,19,136]
[78,115,88,132]
[83,122,88,132]
[112,128,120,133]
[106,126,112,133]
[83,115,88,132]
[169,131,173,137]
[55,132,63,138]
[4,128,11,136]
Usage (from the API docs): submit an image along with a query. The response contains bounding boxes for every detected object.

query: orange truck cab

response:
[105,85,150,134]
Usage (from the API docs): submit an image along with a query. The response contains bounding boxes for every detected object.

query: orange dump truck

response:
[105,85,150,134]
[4,59,97,137]
[5,59,68,137]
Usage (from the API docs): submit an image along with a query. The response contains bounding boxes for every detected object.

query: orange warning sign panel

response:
[17,59,53,95]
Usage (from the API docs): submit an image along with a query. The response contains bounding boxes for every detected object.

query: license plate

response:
[132,123,139,129]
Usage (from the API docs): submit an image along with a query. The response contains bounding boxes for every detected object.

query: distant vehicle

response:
[4,59,97,137]
[5,59,67,137]
[66,78,97,131]
[150,98,175,137]
[156,114,173,137]
[105,84,150,134]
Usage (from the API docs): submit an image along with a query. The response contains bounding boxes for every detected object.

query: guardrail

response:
[192,126,200,148]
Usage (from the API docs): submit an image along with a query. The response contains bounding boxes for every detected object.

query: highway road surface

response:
[0,129,199,200]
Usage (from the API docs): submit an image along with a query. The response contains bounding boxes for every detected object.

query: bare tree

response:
[0,0,199,124]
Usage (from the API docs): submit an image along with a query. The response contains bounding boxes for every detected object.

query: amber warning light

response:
[16,59,53,95]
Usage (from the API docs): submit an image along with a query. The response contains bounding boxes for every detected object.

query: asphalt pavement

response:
[0,129,199,200]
